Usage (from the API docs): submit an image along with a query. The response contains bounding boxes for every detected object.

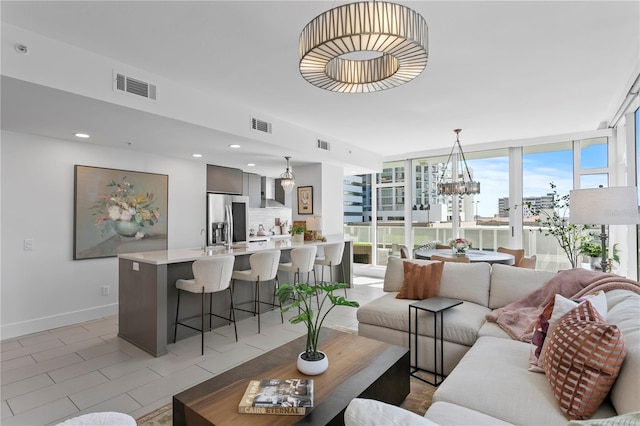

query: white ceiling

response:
[1,1,639,176]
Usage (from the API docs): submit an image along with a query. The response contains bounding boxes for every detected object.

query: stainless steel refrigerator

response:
[206,194,249,246]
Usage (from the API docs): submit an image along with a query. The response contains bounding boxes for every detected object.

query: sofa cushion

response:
[344,398,438,426]
[439,262,492,307]
[603,290,640,415]
[433,336,616,425]
[529,291,608,372]
[542,301,626,420]
[356,292,489,347]
[489,263,556,309]
[384,256,436,292]
[425,401,512,425]
[396,261,444,300]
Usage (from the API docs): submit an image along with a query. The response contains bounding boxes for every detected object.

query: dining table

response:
[414,248,515,265]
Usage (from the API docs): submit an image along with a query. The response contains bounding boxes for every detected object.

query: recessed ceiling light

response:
[74,133,90,138]
[229,144,241,149]
[247,163,256,167]
[192,154,202,158]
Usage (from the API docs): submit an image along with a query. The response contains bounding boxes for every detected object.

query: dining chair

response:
[497,247,524,266]
[232,250,282,333]
[174,255,236,355]
[399,245,409,259]
[431,255,470,263]
[518,255,537,269]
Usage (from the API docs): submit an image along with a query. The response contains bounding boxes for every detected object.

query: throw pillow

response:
[542,300,626,420]
[396,261,444,300]
[528,291,607,373]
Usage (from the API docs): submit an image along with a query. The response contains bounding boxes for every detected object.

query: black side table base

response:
[408,297,463,387]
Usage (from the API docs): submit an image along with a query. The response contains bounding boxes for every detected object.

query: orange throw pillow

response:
[542,300,626,420]
[396,261,444,300]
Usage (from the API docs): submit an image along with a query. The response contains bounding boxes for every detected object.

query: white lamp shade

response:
[569,186,639,225]
[306,217,322,231]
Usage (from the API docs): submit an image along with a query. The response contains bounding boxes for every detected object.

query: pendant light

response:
[280,156,295,193]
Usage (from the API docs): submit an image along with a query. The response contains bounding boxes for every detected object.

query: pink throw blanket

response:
[485,268,640,342]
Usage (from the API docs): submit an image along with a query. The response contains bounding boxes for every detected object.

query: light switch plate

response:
[133,262,139,271]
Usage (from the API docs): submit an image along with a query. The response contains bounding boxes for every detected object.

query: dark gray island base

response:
[118,239,353,357]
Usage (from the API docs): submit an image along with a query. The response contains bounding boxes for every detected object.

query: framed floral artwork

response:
[74,165,168,260]
[297,186,313,215]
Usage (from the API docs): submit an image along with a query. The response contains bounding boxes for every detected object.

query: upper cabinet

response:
[243,172,262,207]
[207,164,243,195]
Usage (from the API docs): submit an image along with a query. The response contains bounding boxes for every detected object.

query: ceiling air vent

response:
[114,73,157,100]
[317,139,331,151]
[251,117,272,134]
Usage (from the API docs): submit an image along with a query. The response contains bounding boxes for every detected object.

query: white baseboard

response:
[1,303,118,340]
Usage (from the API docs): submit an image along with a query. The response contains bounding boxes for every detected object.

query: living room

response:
[1,1,639,424]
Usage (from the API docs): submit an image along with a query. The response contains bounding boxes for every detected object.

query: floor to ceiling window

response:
[458,148,509,251]
[522,141,574,271]
[344,130,637,274]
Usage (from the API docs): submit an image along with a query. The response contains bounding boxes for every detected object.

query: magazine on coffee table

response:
[238,378,313,415]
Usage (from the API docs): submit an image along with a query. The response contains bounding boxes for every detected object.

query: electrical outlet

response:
[24,239,34,251]
[101,286,110,296]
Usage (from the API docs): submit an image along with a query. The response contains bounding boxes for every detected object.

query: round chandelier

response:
[437,129,481,196]
[299,1,429,93]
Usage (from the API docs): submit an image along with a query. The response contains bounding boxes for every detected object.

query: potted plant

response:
[290,224,305,243]
[579,236,620,270]
[276,282,359,375]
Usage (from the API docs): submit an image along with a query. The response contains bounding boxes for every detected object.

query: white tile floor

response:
[0,277,384,425]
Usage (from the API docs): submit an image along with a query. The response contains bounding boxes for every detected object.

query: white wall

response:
[1,130,205,339]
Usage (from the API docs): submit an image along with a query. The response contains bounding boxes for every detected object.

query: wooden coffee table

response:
[173,328,410,425]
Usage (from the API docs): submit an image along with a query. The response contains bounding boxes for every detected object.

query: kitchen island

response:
[118,237,353,357]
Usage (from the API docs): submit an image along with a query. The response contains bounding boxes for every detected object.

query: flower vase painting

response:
[74,165,168,260]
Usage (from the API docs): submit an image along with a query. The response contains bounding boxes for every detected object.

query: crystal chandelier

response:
[280,156,295,193]
[299,1,429,93]
[437,129,480,196]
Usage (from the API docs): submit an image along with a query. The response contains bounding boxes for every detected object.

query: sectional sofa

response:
[353,256,640,425]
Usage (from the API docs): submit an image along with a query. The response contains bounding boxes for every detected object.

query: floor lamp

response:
[569,186,639,272]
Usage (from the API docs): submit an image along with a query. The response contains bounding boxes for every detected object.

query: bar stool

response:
[278,246,318,306]
[314,243,347,297]
[173,255,236,356]
[232,250,282,333]
[278,246,317,285]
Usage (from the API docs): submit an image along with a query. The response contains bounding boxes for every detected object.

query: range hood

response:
[260,176,287,208]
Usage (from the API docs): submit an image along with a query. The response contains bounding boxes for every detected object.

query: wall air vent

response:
[114,73,157,100]
[251,117,272,134]
[317,139,331,151]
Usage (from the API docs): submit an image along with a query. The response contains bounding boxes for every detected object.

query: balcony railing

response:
[344,223,574,272]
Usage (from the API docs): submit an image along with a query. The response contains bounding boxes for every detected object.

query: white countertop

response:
[118,235,349,265]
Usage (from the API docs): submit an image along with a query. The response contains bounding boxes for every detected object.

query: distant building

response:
[344,162,477,223]
[498,193,555,218]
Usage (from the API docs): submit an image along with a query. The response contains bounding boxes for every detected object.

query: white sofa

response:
[354,257,640,425]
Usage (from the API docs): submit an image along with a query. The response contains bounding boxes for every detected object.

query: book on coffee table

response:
[238,378,313,415]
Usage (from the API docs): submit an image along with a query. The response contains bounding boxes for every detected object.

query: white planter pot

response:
[297,351,329,375]
[292,234,304,243]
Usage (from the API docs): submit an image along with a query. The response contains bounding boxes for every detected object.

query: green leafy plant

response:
[291,224,306,235]
[525,182,590,268]
[276,282,359,361]
[579,236,620,265]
